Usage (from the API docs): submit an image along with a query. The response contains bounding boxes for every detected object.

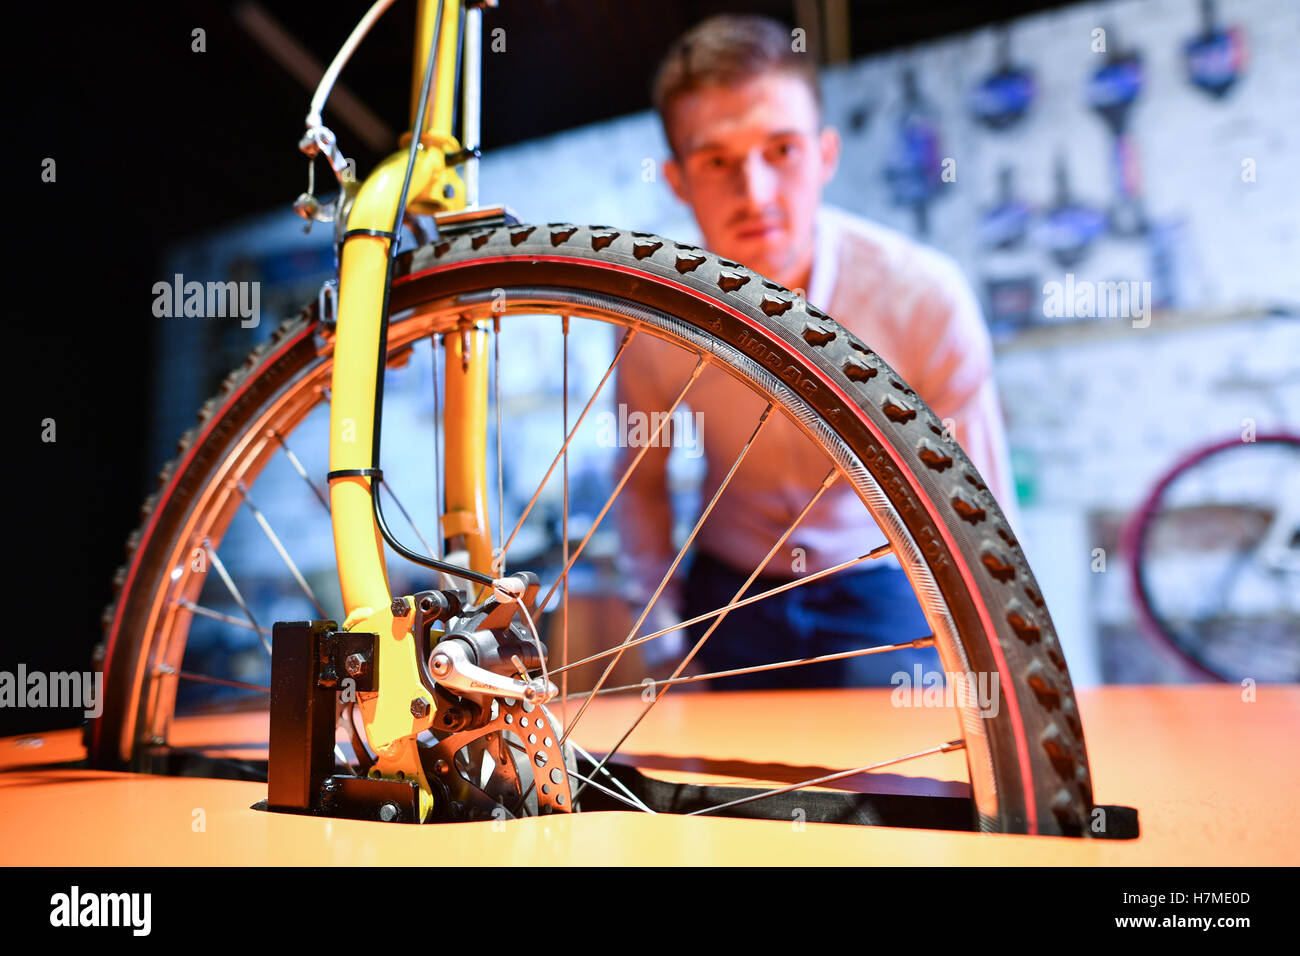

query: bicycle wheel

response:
[1124,434,1300,682]
[91,222,1095,836]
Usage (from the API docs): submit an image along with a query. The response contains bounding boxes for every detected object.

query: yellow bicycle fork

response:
[325,0,492,818]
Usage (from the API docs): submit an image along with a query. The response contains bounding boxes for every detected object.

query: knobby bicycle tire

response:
[91,222,1095,837]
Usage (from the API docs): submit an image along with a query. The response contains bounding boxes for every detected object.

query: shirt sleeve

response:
[611,338,683,616]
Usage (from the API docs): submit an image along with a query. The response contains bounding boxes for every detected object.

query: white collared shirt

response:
[614,204,1017,611]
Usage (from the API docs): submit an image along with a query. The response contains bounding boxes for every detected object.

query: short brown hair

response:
[652,14,822,156]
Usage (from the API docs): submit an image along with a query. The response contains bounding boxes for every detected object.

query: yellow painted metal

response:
[357,603,436,822]
[403,0,467,213]
[404,132,467,215]
[330,131,467,616]
[443,322,494,578]
[411,0,462,139]
[330,234,432,813]
[322,0,477,820]
[341,606,375,631]
[329,231,439,815]
[330,238,391,615]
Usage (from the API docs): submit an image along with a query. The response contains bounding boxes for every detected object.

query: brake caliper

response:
[374,573,572,820]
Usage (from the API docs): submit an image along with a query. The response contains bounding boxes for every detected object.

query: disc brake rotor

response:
[422,697,573,820]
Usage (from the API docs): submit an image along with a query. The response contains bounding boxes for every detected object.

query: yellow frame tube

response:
[331,0,473,618]
[442,324,493,577]
[412,0,462,138]
[323,0,484,818]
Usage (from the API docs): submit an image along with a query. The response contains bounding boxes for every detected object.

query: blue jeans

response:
[682,551,941,689]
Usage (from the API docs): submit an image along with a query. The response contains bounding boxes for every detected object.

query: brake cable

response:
[365,0,495,589]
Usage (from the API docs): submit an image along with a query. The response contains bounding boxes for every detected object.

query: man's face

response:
[663,70,840,286]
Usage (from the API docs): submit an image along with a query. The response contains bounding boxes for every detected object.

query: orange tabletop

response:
[1,685,1296,865]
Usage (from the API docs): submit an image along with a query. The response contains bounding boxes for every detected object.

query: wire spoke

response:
[561,764,654,812]
[494,313,505,574]
[568,636,936,697]
[685,740,966,816]
[548,469,867,680]
[499,327,639,563]
[550,544,894,676]
[202,538,272,655]
[536,355,707,617]
[432,332,445,559]
[559,403,775,751]
[502,734,654,814]
[175,670,270,694]
[380,478,435,557]
[560,315,570,729]
[565,465,854,800]
[176,599,273,639]
[540,704,652,812]
[568,746,655,812]
[235,481,327,618]
[269,429,331,515]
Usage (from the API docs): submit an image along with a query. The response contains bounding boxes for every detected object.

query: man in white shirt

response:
[614,14,1016,688]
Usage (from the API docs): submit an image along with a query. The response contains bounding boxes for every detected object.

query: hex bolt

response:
[344,653,366,677]
[410,697,431,719]
[391,596,410,617]
[378,803,400,822]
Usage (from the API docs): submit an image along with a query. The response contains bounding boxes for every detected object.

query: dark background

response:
[9,0,1078,735]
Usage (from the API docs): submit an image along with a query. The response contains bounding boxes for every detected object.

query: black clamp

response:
[263,620,434,823]
[327,468,383,482]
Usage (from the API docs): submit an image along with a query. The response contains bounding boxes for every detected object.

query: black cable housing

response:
[364,0,494,590]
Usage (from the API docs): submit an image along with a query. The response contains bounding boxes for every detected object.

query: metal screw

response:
[410,697,431,719]
[419,595,436,613]
[435,759,450,775]
[344,653,366,677]
[391,596,410,616]
[430,654,450,677]
[378,803,400,822]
